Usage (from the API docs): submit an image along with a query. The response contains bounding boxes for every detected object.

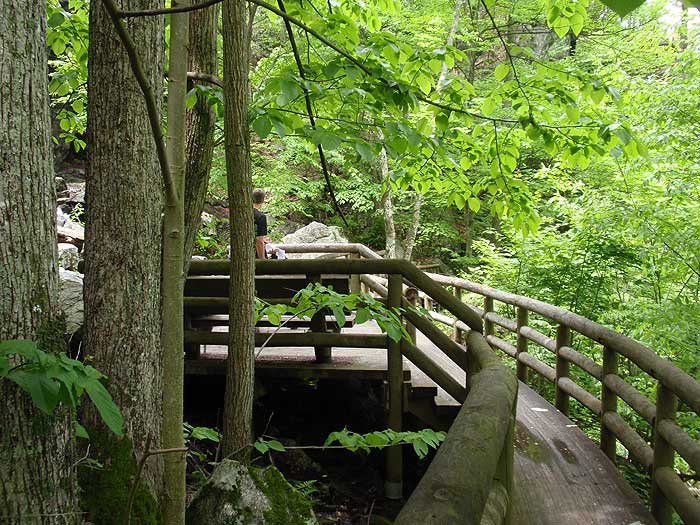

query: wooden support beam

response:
[555,324,570,416]
[385,273,403,500]
[184,330,387,348]
[651,383,678,525]
[600,346,618,462]
[308,273,331,363]
[516,307,528,382]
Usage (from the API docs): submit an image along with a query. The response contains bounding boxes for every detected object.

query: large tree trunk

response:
[83,0,164,519]
[0,1,79,520]
[183,3,219,269]
[222,0,256,461]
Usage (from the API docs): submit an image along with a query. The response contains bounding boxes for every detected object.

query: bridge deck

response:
[185,320,655,524]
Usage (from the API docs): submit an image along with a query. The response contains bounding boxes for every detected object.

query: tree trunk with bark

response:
[222,0,256,461]
[183,3,219,270]
[0,2,79,520]
[83,0,164,519]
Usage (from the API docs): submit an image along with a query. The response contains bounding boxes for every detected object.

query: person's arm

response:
[255,235,266,259]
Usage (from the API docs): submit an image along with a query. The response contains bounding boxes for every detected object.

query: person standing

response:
[252,188,268,258]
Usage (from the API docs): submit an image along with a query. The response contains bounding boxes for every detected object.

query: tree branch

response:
[100,0,178,205]
[121,0,222,17]
[188,70,223,87]
[277,0,348,226]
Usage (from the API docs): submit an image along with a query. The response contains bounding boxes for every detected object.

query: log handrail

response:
[256,243,700,524]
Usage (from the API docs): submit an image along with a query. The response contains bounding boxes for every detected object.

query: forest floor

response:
[184,375,432,524]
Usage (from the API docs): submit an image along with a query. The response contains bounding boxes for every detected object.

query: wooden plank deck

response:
[185,320,655,524]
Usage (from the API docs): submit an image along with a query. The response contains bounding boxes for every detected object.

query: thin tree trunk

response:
[161,2,189,523]
[222,0,256,461]
[0,2,79,521]
[403,193,423,261]
[183,3,219,271]
[437,0,464,89]
[84,0,164,519]
[380,145,397,258]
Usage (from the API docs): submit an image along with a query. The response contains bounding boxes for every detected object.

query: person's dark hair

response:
[252,188,266,204]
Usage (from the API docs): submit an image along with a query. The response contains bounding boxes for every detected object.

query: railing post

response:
[484,296,494,337]
[349,252,361,295]
[600,346,618,462]
[452,287,463,343]
[386,273,403,499]
[404,287,418,344]
[555,324,570,416]
[184,313,200,359]
[308,273,332,363]
[651,383,677,525]
[516,307,528,382]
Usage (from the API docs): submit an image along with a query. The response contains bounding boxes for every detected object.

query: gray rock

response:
[58,243,81,271]
[186,460,317,525]
[59,269,83,336]
[281,222,349,259]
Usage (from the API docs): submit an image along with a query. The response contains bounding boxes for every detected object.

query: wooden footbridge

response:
[183,243,700,524]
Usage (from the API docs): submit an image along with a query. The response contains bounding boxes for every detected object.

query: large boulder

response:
[281,222,348,258]
[59,269,83,336]
[186,460,317,525]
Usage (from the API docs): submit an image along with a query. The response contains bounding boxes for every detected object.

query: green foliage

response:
[324,427,446,458]
[0,339,123,436]
[256,282,410,343]
[254,427,446,459]
[47,0,89,151]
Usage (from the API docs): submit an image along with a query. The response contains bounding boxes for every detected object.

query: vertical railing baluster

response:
[453,287,463,343]
[386,273,403,499]
[349,252,361,295]
[555,324,571,416]
[516,307,529,382]
[600,346,618,462]
[484,296,494,337]
[308,273,331,363]
[651,383,677,525]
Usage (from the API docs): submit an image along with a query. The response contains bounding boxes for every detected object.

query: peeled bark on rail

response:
[0,2,79,519]
[222,0,256,462]
[183,2,219,271]
[84,0,164,517]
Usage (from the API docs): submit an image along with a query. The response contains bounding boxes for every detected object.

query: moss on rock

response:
[185,459,316,525]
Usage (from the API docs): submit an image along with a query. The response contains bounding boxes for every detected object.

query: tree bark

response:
[403,193,423,261]
[183,2,219,270]
[222,0,256,461]
[380,143,398,258]
[0,1,79,521]
[84,0,164,514]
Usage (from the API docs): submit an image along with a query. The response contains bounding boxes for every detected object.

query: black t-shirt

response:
[254,209,267,237]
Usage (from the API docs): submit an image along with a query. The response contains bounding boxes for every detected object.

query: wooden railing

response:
[272,243,700,524]
[186,246,517,524]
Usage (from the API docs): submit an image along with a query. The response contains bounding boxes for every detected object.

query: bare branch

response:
[121,0,222,18]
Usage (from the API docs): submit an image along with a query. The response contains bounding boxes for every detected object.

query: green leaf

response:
[268,440,286,452]
[482,97,497,116]
[598,0,645,17]
[494,63,510,81]
[84,381,124,436]
[416,74,432,96]
[552,18,570,38]
[276,80,300,106]
[9,371,60,414]
[385,323,402,342]
[435,113,449,132]
[254,441,269,454]
[468,197,481,213]
[253,116,272,139]
[355,308,370,325]
[52,38,67,56]
[569,13,584,35]
[330,306,346,328]
[48,12,66,28]
[71,99,84,114]
[75,422,89,439]
[355,142,375,161]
